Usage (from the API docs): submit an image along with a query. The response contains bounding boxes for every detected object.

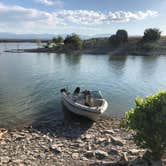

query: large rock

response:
[95,150,108,160]
[111,136,125,146]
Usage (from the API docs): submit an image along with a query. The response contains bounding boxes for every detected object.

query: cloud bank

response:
[0,3,158,33]
[36,0,63,6]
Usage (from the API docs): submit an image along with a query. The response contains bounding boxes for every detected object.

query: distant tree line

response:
[109,28,161,49]
[38,28,161,51]
[43,33,82,50]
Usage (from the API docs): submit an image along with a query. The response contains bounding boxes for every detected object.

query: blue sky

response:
[0,0,165,35]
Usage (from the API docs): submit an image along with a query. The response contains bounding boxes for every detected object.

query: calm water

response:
[0,43,166,128]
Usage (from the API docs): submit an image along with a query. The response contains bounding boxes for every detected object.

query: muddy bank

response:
[0,116,165,166]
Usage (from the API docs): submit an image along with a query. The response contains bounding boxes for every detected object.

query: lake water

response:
[0,43,166,128]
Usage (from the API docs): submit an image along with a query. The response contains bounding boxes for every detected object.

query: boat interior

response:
[73,93,103,107]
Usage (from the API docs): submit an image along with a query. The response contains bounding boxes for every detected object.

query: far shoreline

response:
[4,36,166,56]
[6,47,166,56]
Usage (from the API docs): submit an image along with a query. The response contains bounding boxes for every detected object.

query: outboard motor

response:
[73,87,80,95]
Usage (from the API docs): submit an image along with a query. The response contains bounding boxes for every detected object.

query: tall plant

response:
[122,91,166,160]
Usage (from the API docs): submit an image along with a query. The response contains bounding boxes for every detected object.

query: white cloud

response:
[36,0,63,6]
[54,10,158,25]
[0,3,159,34]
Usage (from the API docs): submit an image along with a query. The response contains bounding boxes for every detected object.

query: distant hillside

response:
[0,33,111,41]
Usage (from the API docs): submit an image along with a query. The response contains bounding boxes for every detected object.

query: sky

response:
[0,0,166,36]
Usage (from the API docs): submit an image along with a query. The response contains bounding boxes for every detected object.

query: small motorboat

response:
[60,87,108,121]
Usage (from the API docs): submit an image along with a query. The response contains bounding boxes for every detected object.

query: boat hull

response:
[61,93,108,121]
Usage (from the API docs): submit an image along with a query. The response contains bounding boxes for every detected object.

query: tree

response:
[109,30,128,48]
[122,91,166,160]
[64,33,83,50]
[143,28,161,42]
[116,30,128,44]
[52,36,63,44]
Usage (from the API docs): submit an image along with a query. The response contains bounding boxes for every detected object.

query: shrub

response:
[143,28,161,42]
[122,91,166,159]
[64,33,83,50]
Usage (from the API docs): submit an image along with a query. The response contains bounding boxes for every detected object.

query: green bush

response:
[64,33,83,50]
[122,91,166,159]
[143,28,161,42]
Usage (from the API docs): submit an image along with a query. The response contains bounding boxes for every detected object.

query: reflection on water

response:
[0,43,166,128]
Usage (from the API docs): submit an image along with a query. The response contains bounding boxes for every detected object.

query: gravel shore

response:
[0,115,165,166]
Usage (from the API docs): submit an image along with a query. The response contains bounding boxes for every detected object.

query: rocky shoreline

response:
[0,117,165,166]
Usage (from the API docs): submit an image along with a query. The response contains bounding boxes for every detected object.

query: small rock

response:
[103,129,115,135]
[97,138,107,143]
[81,157,89,161]
[129,149,140,155]
[76,139,82,143]
[85,134,92,139]
[72,153,79,160]
[95,150,108,160]
[0,129,7,140]
[108,148,119,155]
[13,159,24,164]
[84,151,94,159]
[121,152,128,162]
[12,133,25,141]
[79,143,86,147]
[0,156,10,163]
[113,129,120,132]
[111,136,125,146]
[50,144,62,154]
[88,143,92,150]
